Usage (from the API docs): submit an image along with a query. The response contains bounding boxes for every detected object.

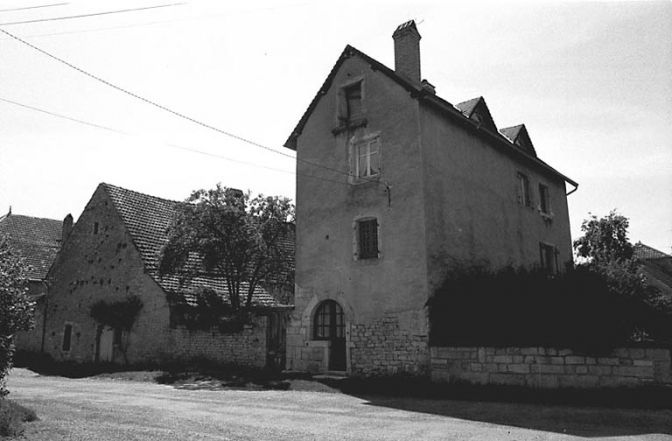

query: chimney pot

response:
[393,20,422,83]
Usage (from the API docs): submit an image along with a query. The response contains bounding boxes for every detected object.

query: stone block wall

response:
[431,346,672,388]
[350,314,428,376]
[164,317,267,368]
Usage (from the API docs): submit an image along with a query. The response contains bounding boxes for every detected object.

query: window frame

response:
[338,77,365,124]
[539,242,558,274]
[516,172,531,207]
[538,183,551,214]
[355,137,380,180]
[313,300,345,341]
[353,216,380,261]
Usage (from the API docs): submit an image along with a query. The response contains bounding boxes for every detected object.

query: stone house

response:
[42,183,293,369]
[0,210,67,353]
[283,21,578,375]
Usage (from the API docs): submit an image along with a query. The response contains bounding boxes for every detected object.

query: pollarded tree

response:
[158,185,294,312]
[0,236,34,397]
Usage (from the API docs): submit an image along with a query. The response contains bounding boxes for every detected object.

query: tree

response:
[0,236,34,397]
[158,185,294,312]
[573,210,634,264]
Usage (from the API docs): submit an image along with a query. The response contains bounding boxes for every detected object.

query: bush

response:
[427,264,670,352]
[0,399,37,437]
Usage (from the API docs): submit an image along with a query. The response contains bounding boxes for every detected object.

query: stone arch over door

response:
[313,300,346,371]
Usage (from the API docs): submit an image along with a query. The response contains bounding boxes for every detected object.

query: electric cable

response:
[0,27,386,188]
[0,3,184,26]
[0,97,353,188]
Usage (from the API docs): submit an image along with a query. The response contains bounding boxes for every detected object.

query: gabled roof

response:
[634,243,671,260]
[500,124,537,157]
[455,96,498,133]
[0,212,62,280]
[284,44,576,189]
[100,183,293,308]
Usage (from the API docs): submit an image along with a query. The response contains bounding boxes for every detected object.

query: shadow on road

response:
[319,377,672,438]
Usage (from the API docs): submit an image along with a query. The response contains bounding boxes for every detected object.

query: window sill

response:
[332,118,368,135]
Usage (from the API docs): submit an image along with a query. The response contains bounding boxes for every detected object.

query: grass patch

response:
[0,399,38,438]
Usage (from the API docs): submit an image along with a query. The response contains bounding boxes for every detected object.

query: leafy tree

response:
[0,236,34,397]
[158,185,294,312]
[573,210,634,264]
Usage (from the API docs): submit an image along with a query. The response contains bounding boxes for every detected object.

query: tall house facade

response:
[284,21,577,376]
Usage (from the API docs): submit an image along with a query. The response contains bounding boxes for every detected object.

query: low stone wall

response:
[163,316,268,368]
[431,346,672,388]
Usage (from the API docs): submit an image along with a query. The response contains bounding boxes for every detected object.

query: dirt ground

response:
[6,368,672,440]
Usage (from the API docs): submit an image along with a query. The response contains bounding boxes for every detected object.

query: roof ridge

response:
[101,182,182,205]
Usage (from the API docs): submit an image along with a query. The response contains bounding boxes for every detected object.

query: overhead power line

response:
[0,97,352,187]
[0,27,383,187]
[0,3,68,13]
[0,3,184,26]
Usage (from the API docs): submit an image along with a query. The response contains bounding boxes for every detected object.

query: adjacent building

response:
[284,21,577,375]
[0,210,66,353]
[42,183,292,369]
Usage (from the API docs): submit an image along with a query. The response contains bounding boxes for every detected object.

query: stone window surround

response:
[352,214,382,262]
[348,131,382,184]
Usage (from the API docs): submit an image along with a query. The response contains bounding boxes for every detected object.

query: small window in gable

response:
[93,222,99,235]
[341,81,363,122]
[354,137,380,180]
[517,172,531,207]
[356,218,379,260]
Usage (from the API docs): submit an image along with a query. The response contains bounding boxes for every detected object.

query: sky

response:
[1,0,671,255]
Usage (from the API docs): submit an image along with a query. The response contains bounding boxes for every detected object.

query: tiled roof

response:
[0,213,62,280]
[634,243,671,260]
[455,97,481,117]
[101,183,294,308]
[499,125,524,143]
[283,44,574,188]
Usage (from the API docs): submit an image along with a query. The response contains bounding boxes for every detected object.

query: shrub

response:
[427,264,669,352]
[0,399,37,437]
[168,288,252,333]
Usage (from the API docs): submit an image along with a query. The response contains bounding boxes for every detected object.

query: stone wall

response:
[350,314,428,376]
[165,317,267,368]
[431,346,672,388]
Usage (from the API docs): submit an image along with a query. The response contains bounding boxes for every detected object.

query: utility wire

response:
[0,3,184,26]
[0,27,382,187]
[0,97,352,187]
[0,3,68,13]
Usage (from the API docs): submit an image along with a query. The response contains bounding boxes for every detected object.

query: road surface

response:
[6,368,672,440]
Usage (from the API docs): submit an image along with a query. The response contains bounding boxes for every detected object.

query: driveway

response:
[6,368,672,440]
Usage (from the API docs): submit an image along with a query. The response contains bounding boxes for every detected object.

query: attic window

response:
[342,82,363,121]
[93,222,99,235]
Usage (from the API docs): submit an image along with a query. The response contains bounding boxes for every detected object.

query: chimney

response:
[61,214,73,245]
[393,20,422,83]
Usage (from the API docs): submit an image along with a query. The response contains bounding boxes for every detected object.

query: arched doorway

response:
[313,300,346,371]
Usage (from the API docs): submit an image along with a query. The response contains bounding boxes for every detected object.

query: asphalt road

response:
[6,368,672,440]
